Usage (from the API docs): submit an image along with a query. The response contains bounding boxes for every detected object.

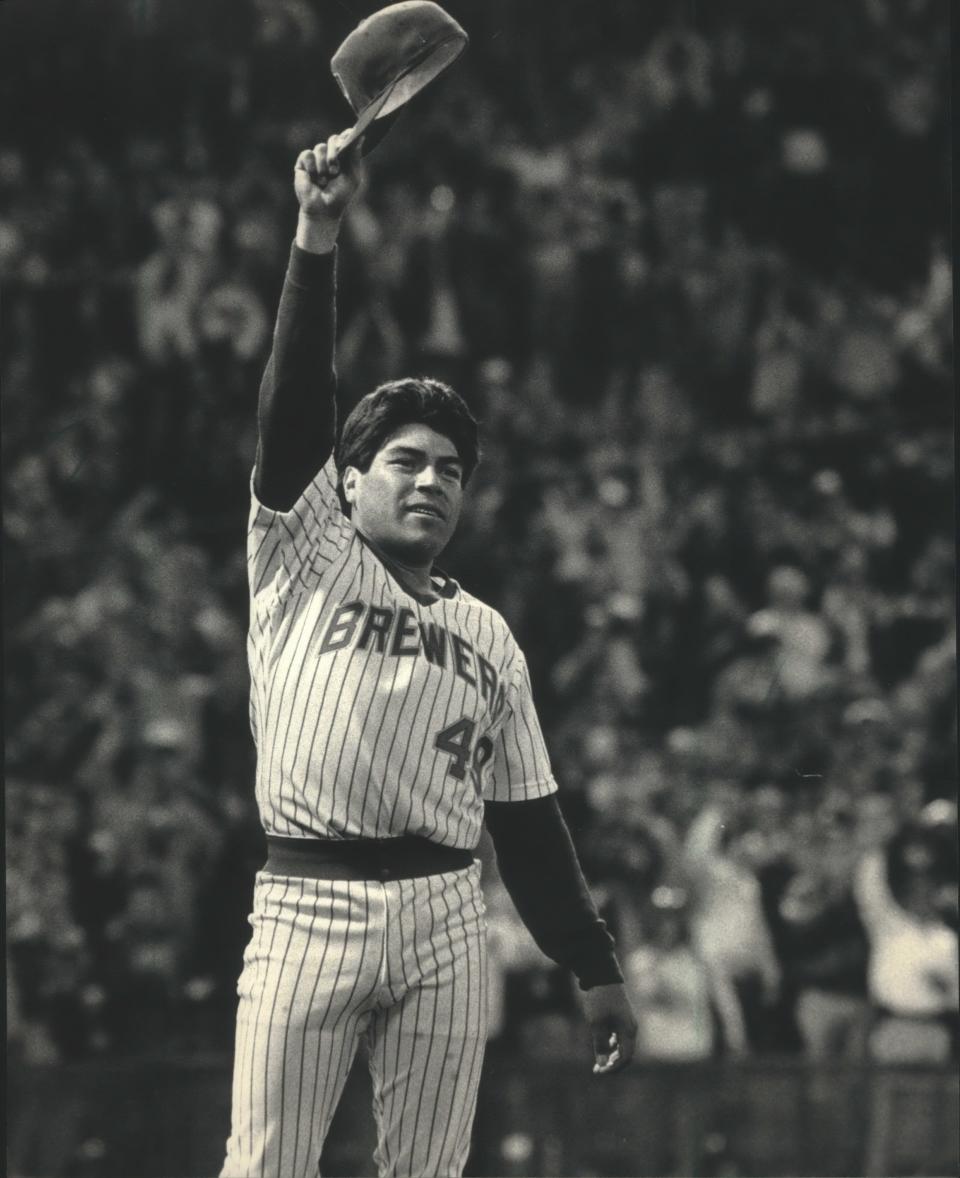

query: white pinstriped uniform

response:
[221,456,557,1177]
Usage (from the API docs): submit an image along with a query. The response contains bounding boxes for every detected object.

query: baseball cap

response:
[332,1,469,155]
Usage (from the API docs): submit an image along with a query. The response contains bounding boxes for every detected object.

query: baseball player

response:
[219,131,638,1178]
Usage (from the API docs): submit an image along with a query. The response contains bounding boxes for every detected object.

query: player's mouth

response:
[405,502,446,521]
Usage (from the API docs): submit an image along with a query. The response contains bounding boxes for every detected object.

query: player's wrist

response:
[295,210,344,254]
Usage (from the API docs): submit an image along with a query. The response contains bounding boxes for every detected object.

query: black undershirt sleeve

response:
[484,795,624,990]
[255,243,339,511]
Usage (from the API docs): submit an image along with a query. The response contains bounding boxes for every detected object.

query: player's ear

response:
[342,465,360,504]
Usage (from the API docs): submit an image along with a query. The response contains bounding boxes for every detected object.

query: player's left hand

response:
[580,982,638,1076]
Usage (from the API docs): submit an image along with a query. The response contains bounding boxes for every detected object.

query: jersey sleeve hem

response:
[483,775,558,804]
[247,456,346,601]
[249,456,340,524]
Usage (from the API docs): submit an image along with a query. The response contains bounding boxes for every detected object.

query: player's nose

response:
[414,465,443,491]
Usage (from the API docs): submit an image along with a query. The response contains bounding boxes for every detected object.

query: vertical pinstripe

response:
[394,599,453,831]
[221,863,488,1178]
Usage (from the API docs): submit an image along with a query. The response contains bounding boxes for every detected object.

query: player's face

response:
[343,423,464,566]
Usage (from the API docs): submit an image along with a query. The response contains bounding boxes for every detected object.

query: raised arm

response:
[254,132,364,510]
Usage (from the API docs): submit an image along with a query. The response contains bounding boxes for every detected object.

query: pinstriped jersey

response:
[246,454,558,849]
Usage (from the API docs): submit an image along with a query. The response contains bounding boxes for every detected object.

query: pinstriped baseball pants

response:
[220,862,488,1178]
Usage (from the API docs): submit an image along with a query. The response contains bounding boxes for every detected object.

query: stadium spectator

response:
[855,821,959,1063]
[626,886,745,1060]
[683,790,783,1053]
[778,805,872,1060]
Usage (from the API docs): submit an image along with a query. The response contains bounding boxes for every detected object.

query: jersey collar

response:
[355,528,459,605]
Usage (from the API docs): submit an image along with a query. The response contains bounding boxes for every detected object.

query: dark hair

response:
[335,377,480,485]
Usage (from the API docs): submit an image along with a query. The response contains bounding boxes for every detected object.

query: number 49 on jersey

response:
[434,717,494,794]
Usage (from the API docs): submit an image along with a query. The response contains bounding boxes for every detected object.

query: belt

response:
[264,834,475,882]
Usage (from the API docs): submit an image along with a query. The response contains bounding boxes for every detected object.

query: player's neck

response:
[359,530,435,595]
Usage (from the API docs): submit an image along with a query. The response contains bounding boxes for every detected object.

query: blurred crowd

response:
[3,0,956,1071]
